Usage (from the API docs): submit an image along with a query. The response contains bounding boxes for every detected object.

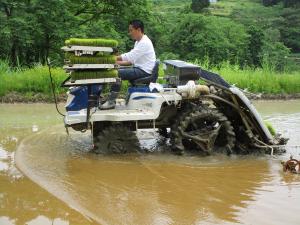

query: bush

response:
[158,52,180,61]
[261,28,291,71]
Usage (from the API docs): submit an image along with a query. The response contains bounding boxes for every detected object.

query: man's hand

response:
[116,55,132,66]
[116,60,132,66]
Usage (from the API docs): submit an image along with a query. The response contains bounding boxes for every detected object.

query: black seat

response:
[131,60,160,86]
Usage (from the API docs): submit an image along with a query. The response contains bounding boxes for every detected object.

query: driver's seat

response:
[130,60,160,86]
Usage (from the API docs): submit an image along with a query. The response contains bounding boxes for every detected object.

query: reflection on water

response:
[0,101,300,225]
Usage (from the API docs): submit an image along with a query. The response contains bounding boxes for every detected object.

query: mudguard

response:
[198,68,274,144]
[229,87,274,143]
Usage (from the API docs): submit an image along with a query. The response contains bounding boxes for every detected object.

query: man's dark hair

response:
[129,20,144,33]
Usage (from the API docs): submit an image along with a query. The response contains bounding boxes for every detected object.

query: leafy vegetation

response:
[191,0,210,12]
[1,0,299,69]
[0,0,300,100]
[169,14,249,66]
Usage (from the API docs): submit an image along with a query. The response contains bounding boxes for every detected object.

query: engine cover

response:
[163,60,200,86]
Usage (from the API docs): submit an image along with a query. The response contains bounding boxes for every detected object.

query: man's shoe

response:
[99,92,118,110]
[99,100,116,110]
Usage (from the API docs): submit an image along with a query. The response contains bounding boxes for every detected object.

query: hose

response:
[46,58,65,117]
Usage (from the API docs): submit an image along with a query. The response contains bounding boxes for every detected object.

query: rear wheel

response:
[93,124,140,154]
[171,106,236,155]
[158,128,169,138]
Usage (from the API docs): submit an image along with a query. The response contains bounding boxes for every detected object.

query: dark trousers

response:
[111,67,151,92]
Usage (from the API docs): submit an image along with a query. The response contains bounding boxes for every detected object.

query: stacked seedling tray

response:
[61,38,119,85]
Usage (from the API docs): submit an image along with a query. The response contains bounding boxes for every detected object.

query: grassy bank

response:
[194,61,300,94]
[0,60,300,103]
[0,61,65,97]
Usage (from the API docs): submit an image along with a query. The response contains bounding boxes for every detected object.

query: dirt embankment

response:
[0,92,67,103]
[1,92,300,103]
[249,93,300,100]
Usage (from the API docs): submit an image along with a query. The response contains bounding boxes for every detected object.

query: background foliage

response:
[0,0,299,98]
[1,0,299,70]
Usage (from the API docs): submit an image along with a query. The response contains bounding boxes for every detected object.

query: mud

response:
[0,92,67,103]
[250,93,300,100]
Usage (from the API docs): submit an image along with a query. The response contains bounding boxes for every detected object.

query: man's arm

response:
[116,60,132,66]
[116,55,132,66]
[120,43,147,63]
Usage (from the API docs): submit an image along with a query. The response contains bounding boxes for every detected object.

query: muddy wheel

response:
[93,125,140,154]
[171,106,236,155]
[158,128,169,138]
[170,102,201,154]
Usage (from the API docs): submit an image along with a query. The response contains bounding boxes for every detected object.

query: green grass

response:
[196,61,300,94]
[0,60,66,97]
[1,59,300,101]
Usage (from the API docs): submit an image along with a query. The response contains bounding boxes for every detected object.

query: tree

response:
[261,28,290,71]
[283,0,300,7]
[0,0,37,65]
[262,0,281,7]
[280,8,300,52]
[247,25,264,67]
[0,0,152,66]
[191,0,210,13]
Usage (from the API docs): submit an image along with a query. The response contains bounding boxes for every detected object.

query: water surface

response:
[1,101,300,225]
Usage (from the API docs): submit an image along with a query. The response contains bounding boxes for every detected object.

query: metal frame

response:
[61,45,114,52]
[61,76,120,128]
[63,64,116,70]
[61,76,118,87]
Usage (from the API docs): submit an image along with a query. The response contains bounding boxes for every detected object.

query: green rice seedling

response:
[264,121,276,136]
[68,55,116,64]
[65,38,118,47]
[65,39,71,45]
[71,70,118,80]
[95,52,114,57]
[64,52,72,59]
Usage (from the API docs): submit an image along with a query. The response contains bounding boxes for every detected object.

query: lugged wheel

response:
[171,106,236,155]
[158,128,169,138]
[93,124,140,154]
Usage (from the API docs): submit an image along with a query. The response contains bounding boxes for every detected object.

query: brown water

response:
[1,101,300,225]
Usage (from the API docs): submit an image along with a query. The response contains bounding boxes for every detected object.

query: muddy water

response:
[1,101,300,225]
